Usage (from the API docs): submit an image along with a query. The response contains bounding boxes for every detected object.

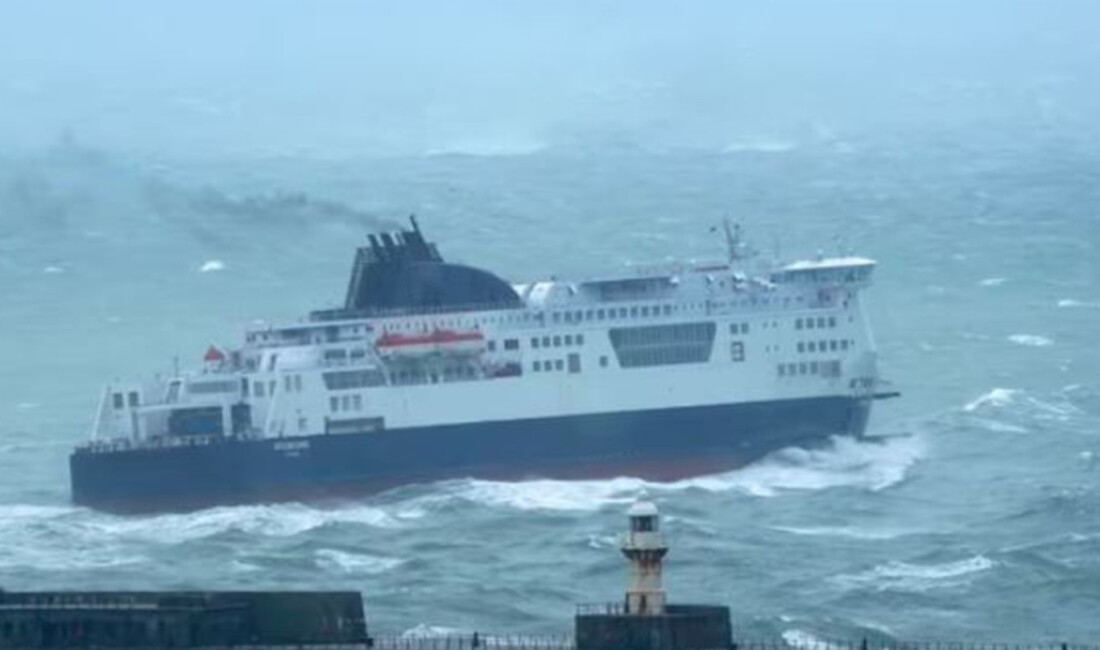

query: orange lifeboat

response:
[375,329,485,358]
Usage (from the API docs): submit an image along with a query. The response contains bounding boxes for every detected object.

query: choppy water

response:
[1,131,1098,642]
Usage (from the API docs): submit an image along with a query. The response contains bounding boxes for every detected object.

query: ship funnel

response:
[620,501,668,616]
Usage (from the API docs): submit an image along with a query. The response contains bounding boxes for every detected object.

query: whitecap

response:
[770,525,914,540]
[674,435,923,497]
[834,555,995,592]
[782,630,846,650]
[452,476,646,512]
[199,259,225,273]
[1008,334,1053,347]
[423,138,546,158]
[42,265,65,274]
[978,277,1006,287]
[315,548,405,574]
[401,624,470,638]
[436,436,920,510]
[81,502,403,544]
[723,139,798,154]
[1057,299,1100,308]
[964,388,1020,412]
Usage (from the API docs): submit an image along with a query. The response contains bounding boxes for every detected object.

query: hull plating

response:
[71,396,872,513]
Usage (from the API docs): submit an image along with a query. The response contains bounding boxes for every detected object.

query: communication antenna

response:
[716,218,756,264]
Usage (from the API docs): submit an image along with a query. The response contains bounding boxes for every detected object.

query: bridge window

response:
[730,341,745,362]
[504,339,519,351]
[112,393,124,409]
[531,337,540,348]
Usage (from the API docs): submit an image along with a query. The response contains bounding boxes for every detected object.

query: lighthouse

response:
[575,501,732,650]
[620,501,668,616]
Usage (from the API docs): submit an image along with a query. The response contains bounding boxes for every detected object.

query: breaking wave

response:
[722,139,799,154]
[1007,334,1053,347]
[436,435,922,512]
[964,388,1021,412]
[679,435,923,497]
[315,548,406,575]
[1057,299,1100,309]
[833,555,996,593]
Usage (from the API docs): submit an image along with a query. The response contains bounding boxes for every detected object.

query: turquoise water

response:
[0,130,1097,641]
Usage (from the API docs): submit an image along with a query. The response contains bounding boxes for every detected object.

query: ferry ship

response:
[70,218,892,512]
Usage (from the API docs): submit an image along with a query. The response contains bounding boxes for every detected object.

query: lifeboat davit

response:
[375,329,485,358]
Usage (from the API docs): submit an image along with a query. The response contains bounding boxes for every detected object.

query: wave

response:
[963,387,1083,422]
[833,555,995,593]
[977,277,1007,287]
[315,548,405,575]
[782,630,848,650]
[448,476,647,512]
[678,435,923,497]
[423,138,547,158]
[198,259,225,273]
[1007,334,1053,347]
[964,388,1020,412]
[722,139,799,154]
[770,525,916,541]
[439,435,922,512]
[1057,298,1100,309]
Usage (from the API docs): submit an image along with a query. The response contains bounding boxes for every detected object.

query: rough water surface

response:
[0,133,1098,642]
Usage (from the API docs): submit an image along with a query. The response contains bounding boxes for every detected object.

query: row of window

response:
[323,369,386,390]
[777,360,842,378]
[111,391,140,410]
[533,359,565,372]
[531,333,585,349]
[797,339,853,354]
[729,322,750,335]
[796,315,838,330]
[553,303,675,325]
[330,393,363,413]
[533,353,583,373]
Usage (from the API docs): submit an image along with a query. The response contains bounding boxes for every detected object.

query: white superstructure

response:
[87,221,880,451]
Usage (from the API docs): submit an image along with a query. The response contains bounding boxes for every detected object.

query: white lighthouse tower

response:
[620,501,668,616]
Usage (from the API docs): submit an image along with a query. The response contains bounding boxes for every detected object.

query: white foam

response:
[834,556,995,593]
[782,630,846,650]
[423,138,546,158]
[79,503,404,544]
[199,259,225,273]
[723,139,798,154]
[315,548,405,574]
[673,435,923,497]
[1057,298,1100,308]
[42,265,64,274]
[444,436,922,510]
[964,388,1020,412]
[978,277,1007,287]
[401,624,470,638]
[1008,334,1053,347]
[770,525,914,540]
[452,476,647,512]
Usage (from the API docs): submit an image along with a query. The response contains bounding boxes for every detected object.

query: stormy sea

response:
[0,127,1097,644]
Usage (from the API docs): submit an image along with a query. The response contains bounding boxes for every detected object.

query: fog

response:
[2,0,1098,157]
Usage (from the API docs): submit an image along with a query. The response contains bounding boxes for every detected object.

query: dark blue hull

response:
[70,396,873,513]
